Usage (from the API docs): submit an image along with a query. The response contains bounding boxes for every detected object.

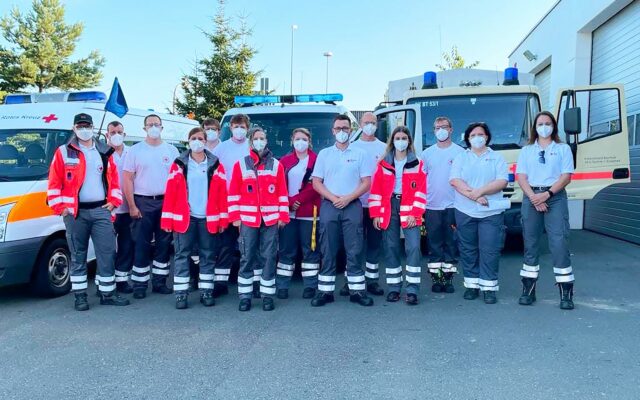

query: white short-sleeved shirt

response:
[312,144,370,197]
[449,148,509,218]
[187,156,209,218]
[350,139,387,206]
[212,139,250,189]
[516,140,574,187]
[112,145,129,214]
[421,143,465,210]
[78,142,106,203]
[123,140,179,196]
[393,158,406,194]
[287,156,312,220]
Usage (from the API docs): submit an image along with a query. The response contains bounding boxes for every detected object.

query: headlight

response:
[0,202,16,242]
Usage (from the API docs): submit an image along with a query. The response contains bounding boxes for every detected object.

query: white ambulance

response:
[0,91,198,296]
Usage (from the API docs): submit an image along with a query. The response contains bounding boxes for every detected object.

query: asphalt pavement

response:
[1,230,639,400]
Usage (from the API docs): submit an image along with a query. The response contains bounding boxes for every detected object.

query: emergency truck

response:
[0,91,198,296]
[374,68,631,233]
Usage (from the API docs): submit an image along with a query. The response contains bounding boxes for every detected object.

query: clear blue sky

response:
[1,0,556,112]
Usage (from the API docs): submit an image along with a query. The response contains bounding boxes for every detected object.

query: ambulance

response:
[374,68,631,233]
[0,91,198,296]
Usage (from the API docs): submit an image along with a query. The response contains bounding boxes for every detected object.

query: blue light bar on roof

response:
[234,93,343,105]
[2,91,107,104]
[3,94,32,104]
[67,91,107,102]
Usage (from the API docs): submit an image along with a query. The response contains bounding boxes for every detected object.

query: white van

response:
[0,91,198,296]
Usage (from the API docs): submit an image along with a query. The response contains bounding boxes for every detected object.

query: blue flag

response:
[104,77,129,118]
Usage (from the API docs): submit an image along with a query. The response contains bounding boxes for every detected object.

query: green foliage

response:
[175,0,259,120]
[435,46,479,71]
[0,0,105,93]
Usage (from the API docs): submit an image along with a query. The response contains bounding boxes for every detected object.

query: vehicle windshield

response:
[0,129,72,182]
[407,93,539,149]
[221,112,340,158]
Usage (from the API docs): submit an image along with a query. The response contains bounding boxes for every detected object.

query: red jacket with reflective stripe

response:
[47,138,122,218]
[160,150,229,234]
[228,149,290,227]
[279,150,321,218]
[369,151,427,229]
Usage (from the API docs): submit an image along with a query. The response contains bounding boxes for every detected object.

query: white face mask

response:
[362,123,377,136]
[469,135,486,149]
[109,133,124,147]
[293,139,309,152]
[435,128,449,142]
[536,124,553,138]
[189,139,205,153]
[394,139,409,152]
[232,127,247,140]
[147,126,161,139]
[75,128,93,141]
[252,138,267,152]
[335,130,350,144]
[206,129,219,142]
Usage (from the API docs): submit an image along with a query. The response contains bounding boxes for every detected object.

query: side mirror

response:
[563,107,582,135]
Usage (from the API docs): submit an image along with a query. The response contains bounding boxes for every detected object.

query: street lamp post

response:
[290,24,298,95]
[323,51,333,94]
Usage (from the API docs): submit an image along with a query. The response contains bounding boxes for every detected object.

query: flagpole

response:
[97,111,108,137]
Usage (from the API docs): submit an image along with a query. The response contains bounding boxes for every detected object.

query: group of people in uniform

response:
[46,109,576,312]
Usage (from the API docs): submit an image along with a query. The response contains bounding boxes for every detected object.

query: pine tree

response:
[0,0,105,95]
[175,0,259,120]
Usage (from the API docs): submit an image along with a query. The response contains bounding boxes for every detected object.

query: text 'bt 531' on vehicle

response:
[375,67,631,235]
[0,91,198,296]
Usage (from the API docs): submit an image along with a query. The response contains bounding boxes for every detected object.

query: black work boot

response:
[133,288,146,299]
[176,293,188,309]
[200,290,215,307]
[277,288,289,299]
[559,282,575,310]
[339,282,350,296]
[311,292,335,307]
[430,273,444,293]
[74,292,89,311]
[252,281,261,299]
[100,293,130,306]
[463,288,480,300]
[518,278,537,306]
[366,282,384,296]
[483,290,497,304]
[263,296,275,311]
[443,272,455,293]
[152,284,172,295]
[302,287,316,299]
[386,291,400,302]
[239,298,252,312]
[405,293,419,305]
[350,291,374,307]
[212,284,229,298]
[116,281,133,294]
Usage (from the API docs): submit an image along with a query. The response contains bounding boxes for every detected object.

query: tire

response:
[31,238,71,297]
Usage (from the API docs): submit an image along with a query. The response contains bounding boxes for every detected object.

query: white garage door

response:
[584,0,640,244]
[534,65,552,110]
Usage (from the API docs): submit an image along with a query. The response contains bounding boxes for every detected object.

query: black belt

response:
[78,200,106,209]
[134,194,165,200]
[530,186,551,191]
[392,193,402,199]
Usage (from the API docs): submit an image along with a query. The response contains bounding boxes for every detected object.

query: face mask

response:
[362,123,377,136]
[75,128,93,141]
[293,139,309,152]
[206,129,219,142]
[232,127,247,140]
[469,136,486,149]
[335,131,350,144]
[189,139,205,153]
[147,126,161,139]
[435,128,449,142]
[109,133,124,147]
[394,139,408,152]
[252,139,266,152]
[536,124,553,138]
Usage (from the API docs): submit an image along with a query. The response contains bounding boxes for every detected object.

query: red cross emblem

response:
[42,114,58,123]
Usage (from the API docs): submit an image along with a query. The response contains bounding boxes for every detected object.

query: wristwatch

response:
[547,189,554,198]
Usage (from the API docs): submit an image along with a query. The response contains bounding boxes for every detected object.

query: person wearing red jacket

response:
[369,126,427,305]
[47,113,130,311]
[161,127,228,309]
[276,128,322,300]
[228,126,290,312]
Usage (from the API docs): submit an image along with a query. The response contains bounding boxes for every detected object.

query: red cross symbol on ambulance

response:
[42,114,58,123]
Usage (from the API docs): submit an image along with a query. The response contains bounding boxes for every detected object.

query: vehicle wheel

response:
[31,238,71,297]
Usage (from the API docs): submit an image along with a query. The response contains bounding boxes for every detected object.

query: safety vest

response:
[160,150,229,234]
[47,138,122,217]
[368,151,427,229]
[228,149,290,227]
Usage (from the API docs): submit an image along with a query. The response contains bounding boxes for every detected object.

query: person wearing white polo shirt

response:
[516,111,575,310]
[349,112,387,296]
[122,114,180,299]
[450,122,508,305]
[310,114,374,307]
[420,116,464,294]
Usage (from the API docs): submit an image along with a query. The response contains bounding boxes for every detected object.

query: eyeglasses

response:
[333,127,351,132]
[538,150,546,164]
